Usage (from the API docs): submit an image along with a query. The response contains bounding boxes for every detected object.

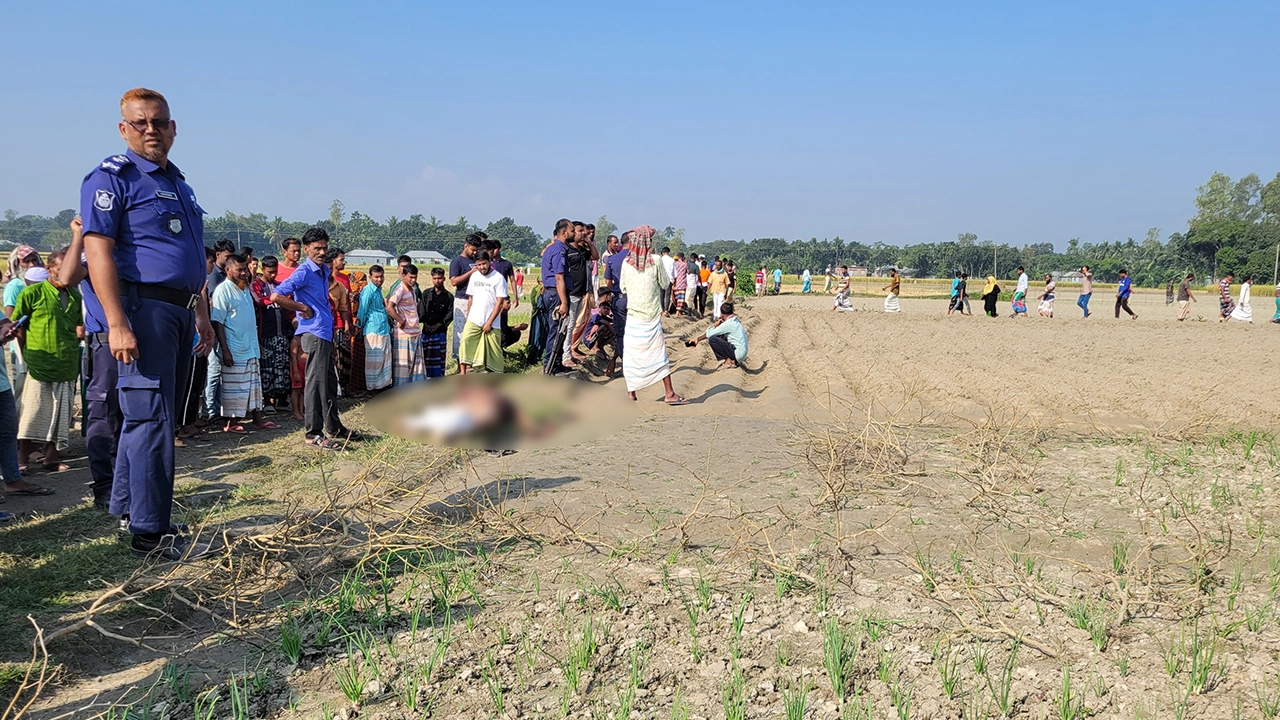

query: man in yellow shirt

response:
[707,260,731,320]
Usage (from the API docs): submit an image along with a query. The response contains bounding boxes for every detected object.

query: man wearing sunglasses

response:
[79,88,215,561]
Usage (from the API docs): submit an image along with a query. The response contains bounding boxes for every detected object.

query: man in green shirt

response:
[13,251,83,473]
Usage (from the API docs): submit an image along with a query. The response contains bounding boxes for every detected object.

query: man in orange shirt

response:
[697,261,711,316]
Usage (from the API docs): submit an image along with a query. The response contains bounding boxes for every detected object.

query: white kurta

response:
[1230,282,1253,322]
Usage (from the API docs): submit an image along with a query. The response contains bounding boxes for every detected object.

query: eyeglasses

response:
[122,118,172,133]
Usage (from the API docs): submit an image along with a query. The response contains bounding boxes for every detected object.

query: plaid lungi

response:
[364,333,392,390]
[422,331,447,378]
[392,330,425,387]
[219,358,264,418]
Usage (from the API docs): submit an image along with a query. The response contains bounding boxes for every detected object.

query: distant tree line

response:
[685,172,1280,287]
[3,172,1276,286]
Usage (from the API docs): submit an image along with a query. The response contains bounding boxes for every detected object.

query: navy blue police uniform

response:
[80,149,206,536]
[80,258,121,509]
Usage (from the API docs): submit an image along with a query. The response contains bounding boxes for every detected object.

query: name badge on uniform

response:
[156,190,180,201]
[169,217,183,234]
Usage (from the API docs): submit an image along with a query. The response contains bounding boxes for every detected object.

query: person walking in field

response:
[832,267,853,311]
[1165,280,1175,306]
[1217,272,1235,321]
[1175,273,1196,321]
[1115,268,1137,320]
[1011,266,1029,317]
[959,272,973,315]
[823,265,833,294]
[772,266,783,294]
[801,268,812,293]
[1077,265,1093,317]
[1037,274,1056,317]
[1230,276,1254,323]
[981,276,1001,317]
[755,266,765,297]
[882,268,901,312]
[947,271,962,315]
[1272,283,1280,324]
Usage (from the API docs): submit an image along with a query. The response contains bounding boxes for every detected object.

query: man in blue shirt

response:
[271,228,363,449]
[448,235,482,363]
[540,219,573,373]
[1115,268,1137,319]
[80,88,215,560]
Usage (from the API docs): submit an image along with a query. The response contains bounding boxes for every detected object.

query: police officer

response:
[80,88,214,560]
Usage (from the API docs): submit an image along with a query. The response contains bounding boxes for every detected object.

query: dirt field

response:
[5,287,1280,720]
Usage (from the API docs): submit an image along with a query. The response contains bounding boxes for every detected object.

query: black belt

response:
[120,281,199,311]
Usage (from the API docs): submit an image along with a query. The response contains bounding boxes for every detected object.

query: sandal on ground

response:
[334,428,365,442]
[664,396,692,406]
[252,420,280,430]
[6,484,55,496]
[224,424,249,435]
[0,511,14,523]
[305,436,343,451]
[42,463,71,473]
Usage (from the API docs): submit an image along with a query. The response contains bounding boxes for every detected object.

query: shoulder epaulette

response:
[97,154,134,175]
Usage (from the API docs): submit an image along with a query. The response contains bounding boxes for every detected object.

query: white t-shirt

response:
[466,269,509,328]
[1016,273,1029,294]
[661,254,676,280]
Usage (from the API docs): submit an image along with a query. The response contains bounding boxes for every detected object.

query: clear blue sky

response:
[2,1,1277,248]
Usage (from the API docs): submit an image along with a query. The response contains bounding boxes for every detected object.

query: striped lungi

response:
[884,293,901,312]
[422,331,447,378]
[392,331,425,386]
[459,321,504,373]
[219,358,263,418]
[18,379,74,450]
[622,314,671,393]
[364,333,392,390]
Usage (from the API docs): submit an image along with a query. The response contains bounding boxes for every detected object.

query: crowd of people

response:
[530,221,750,406]
[0,89,757,552]
[5,85,1268,555]
[793,262,1280,324]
